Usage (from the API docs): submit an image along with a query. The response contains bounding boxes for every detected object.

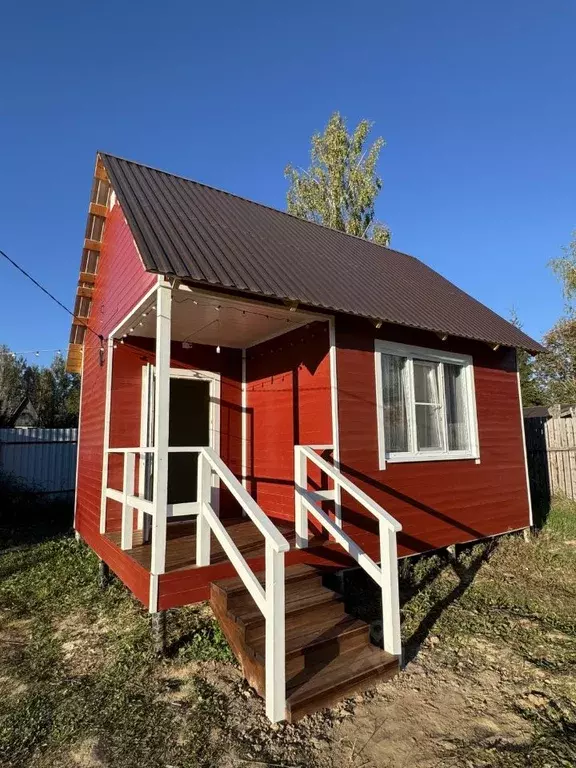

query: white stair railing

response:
[294,445,403,658]
[104,444,290,723]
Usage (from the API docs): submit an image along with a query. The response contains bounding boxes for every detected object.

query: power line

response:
[0,248,104,345]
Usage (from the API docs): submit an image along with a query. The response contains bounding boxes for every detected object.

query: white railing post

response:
[265,540,286,722]
[121,452,136,550]
[294,447,308,549]
[196,450,212,567]
[100,338,114,534]
[379,521,402,657]
[150,283,171,592]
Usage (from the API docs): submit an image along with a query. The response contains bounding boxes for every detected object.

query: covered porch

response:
[99,278,402,722]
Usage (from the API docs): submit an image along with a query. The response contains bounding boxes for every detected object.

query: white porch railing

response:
[104,444,290,723]
[294,445,402,658]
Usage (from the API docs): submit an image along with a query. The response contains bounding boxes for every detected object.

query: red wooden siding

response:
[74,201,157,603]
[335,317,531,558]
[246,322,333,522]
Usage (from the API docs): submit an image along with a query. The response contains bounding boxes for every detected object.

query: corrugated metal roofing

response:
[100,153,543,353]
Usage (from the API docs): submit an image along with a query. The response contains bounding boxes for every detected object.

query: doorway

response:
[168,377,210,506]
[140,366,221,524]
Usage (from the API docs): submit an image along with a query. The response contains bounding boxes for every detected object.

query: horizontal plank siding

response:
[246,322,333,522]
[336,317,531,558]
[74,199,157,584]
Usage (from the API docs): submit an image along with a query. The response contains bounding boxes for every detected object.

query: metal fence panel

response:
[0,428,78,494]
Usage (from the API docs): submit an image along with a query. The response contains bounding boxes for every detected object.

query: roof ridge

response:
[97,151,419,262]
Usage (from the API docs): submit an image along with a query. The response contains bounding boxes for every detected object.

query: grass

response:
[0,501,574,766]
[0,538,234,767]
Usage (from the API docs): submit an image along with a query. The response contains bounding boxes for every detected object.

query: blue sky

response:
[1,0,575,363]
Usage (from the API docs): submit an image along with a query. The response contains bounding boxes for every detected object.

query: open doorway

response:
[140,366,220,529]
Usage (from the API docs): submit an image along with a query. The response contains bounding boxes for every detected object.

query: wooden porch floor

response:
[106,518,301,574]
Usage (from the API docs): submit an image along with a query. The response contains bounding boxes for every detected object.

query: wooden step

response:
[212,563,321,602]
[250,608,370,668]
[286,644,399,721]
[228,577,343,632]
[210,563,400,722]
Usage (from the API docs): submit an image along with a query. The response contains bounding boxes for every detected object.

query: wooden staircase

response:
[210,563,400,721]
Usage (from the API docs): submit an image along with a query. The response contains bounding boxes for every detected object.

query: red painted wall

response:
[246,321,333,522]
[335,317,531,558]
[75,201,157,604]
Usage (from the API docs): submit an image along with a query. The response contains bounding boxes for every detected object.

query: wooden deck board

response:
[106,518,298,573]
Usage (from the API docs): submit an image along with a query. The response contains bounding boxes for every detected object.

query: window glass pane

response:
[415,404,442,450]
[381,354,409,452]
[413,360,440,404]
[413,360,442,450]
[445,363,469,450]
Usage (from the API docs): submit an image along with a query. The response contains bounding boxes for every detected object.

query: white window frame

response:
[374,339,480,469]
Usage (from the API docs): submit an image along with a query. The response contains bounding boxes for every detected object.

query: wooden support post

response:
[265,541,286,722]
[151,611,166,655]
[522,527,531,543]
[149,283,171,608]
[98,559,110,589]
[379,522,402,658]
[294,448,308,549]
[121,452,136,550]
[196,451,211,567]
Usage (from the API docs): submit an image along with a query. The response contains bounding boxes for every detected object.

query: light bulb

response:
[216,345,221,354]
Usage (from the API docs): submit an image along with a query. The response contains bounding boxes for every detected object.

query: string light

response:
[0,348,63,358]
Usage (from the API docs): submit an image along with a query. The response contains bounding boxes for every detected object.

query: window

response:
[375,340,479,467]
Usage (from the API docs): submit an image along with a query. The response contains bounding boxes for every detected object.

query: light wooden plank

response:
[89,202,108,218]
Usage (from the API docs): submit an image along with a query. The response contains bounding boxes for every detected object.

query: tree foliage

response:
[516,231,576,407]
[285,112,390,245]
[0,346,27,423]
[533,317,576,405]
[549,231,576,309]
[0,348,79,428]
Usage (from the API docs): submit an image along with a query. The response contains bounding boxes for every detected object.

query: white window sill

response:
[382,451,480,467]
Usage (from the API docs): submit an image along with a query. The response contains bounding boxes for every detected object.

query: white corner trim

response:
[73,344,86,532]
[516,367,534,527]
[100,337,114,534]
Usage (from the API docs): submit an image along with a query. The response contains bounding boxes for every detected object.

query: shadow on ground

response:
[327,540,497,664]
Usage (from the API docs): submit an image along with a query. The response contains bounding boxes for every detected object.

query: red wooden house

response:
[69,153,541,722]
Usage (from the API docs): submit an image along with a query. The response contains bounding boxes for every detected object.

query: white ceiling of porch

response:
[123,287,314,349]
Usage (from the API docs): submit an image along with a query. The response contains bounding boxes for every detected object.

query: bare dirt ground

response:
[1,500,575,767]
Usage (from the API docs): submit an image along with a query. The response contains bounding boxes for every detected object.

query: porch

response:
[97,279,403,722]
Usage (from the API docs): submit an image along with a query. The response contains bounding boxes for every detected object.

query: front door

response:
[168,377,211,507]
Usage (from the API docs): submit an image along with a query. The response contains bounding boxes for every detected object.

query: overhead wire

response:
[0,247,104,346]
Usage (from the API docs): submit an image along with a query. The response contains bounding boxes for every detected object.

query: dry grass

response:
[0,501,574,767]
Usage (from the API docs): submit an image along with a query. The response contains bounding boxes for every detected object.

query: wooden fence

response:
[524,411,576,503]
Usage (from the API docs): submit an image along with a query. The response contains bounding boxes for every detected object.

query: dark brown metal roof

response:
[99,153,543,353]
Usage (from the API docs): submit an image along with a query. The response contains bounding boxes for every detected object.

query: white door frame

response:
[140,366,221,521]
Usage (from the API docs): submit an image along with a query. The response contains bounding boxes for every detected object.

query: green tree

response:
[25,354,80,428]
[0,348,80,427]
[0,346,27,425]
[510,311,545,407]
[285,112,390,244]
[533,317,576,405]
[549,230,576,310]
